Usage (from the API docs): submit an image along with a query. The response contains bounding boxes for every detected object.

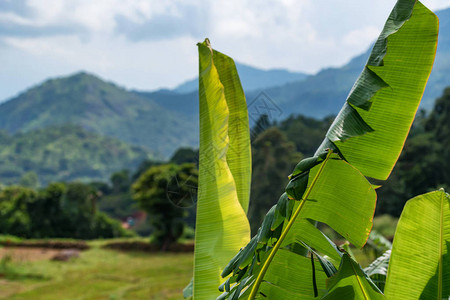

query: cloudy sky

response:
[0,0,448,101]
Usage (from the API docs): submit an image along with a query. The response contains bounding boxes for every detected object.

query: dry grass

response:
[0,247,61,262]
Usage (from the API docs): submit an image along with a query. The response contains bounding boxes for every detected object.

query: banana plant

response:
[217,0,438,299]
[188,0,439,299]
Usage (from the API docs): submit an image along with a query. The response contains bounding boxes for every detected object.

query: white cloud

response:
[0,0,447,101]
[343,26,380,47]
[0,12,34,26]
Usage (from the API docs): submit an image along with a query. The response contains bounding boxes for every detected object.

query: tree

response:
[19,171,40,189]
[28,182,66,238]
[170,147,198,165]
[0,186,34,237]
[278,114,333,157]
[247,127,300,234]
[132,163,198,250]
[110,169,131,194]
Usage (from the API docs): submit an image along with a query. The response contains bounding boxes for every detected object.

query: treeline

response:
[0,182,133,239]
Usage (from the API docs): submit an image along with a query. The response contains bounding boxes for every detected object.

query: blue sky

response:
[0,0,448,101]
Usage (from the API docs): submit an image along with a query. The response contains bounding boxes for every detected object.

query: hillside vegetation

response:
[0,125,153,185]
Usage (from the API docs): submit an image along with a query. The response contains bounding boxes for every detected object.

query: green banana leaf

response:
[256,250,329,299]
[384,189,450,299]
[193,39,251,299]
[285,155,377,248]
[316,0,439,181]
[219,249,330,300]
[321,254,385,300]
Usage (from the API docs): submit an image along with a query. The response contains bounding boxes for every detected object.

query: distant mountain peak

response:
[30,71,125,97]
[46,71,101,83]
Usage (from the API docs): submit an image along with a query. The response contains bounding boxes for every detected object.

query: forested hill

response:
[0,125,153,186]
[0,72,198,156]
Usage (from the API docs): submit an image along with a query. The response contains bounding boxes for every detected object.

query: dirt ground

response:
[0,247,61,262]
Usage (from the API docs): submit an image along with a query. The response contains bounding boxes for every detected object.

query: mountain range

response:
[0,7,448,184]
[262,7,450,119]
[139,7,450,122]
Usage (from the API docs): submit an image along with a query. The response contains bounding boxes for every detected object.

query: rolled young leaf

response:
[364,250,391,292]
[193,39,251,299]
[384,189,450,299]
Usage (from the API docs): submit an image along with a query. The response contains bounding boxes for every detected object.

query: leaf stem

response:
[248,150,333,300]
[438,190,444,300]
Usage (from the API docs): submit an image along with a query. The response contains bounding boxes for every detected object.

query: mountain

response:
[0,125,153,185]
[0,72,198,156]
[134,89,198,116]
[260,7,450,119]
[173,62,309,94]
[259,51,369,119]
[425,8,450,107]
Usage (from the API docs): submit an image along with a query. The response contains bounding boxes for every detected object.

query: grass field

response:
[0,242,379,300]
[0,215,396,299]
[0,240,193,300]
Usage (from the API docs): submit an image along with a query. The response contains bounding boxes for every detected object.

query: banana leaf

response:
[316,0,438,181]
[384,189,450,299]
[321,254,385,300]
[193,39,251,299]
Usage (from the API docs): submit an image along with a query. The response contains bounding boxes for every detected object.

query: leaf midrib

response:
[438,190,444,300]
[349,258,369,300]
[247,150,333,300]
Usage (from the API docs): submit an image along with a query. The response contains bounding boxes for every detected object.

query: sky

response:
[0,0,448,101]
